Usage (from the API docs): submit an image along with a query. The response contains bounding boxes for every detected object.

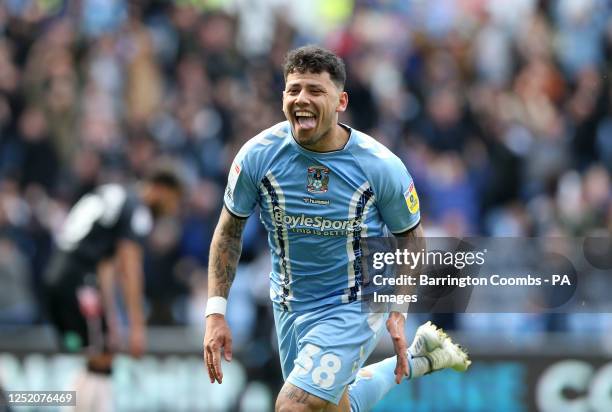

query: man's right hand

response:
[204,314,233,384]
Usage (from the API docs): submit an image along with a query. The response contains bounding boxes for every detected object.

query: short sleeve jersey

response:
[225,122,420,311]
[56,184,153,265]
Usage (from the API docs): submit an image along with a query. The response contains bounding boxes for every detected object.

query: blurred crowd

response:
[0,0,611,346]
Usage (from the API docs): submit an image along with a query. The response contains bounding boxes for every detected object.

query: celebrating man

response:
[204,46,469,412]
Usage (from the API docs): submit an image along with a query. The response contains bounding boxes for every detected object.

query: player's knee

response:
[357,368,373,378]
[275,384,326,412]
[275,397,310,412]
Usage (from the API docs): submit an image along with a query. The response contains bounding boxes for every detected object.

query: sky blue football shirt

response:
[224,121,420,311]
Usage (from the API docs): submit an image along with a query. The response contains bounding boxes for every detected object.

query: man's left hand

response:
[386,311,409,384]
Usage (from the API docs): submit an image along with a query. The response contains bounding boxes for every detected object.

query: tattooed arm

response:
[204,208,247,384]
[208,208,247,298]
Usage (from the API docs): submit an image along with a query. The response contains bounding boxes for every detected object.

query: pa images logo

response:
[307,166,330,193]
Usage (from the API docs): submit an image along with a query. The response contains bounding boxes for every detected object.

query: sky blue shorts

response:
[273,301,388,405]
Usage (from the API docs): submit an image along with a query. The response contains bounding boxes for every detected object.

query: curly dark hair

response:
[145,162,184,194]
[283,45,346,89]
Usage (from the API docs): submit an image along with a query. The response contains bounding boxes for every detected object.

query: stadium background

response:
[0,0,611,411]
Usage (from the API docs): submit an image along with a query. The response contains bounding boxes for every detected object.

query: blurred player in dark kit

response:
[44,165,183,411]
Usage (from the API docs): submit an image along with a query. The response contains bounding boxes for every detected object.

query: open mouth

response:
[295,110,317,130]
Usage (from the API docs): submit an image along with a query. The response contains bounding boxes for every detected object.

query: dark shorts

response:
[44,252,109,353]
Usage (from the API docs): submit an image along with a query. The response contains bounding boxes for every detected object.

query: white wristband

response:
[205,296,227,317]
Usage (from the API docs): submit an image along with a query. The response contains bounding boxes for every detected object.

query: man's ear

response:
[336,91,348,113]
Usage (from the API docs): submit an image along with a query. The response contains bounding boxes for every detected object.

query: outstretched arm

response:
[203,208,247,383]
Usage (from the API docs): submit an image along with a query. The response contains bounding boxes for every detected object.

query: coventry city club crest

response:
[307,166,330,193]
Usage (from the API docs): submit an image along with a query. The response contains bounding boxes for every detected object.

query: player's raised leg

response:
[346,321,470,412]
[276,325,470,412]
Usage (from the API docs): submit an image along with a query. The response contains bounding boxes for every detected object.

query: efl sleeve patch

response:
[404,182,419,214]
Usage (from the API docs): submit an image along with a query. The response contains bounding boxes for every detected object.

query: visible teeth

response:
[295,111,314,117]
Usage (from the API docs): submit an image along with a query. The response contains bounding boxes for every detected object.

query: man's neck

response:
[330,123,351,151]
[302,123,350,153]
